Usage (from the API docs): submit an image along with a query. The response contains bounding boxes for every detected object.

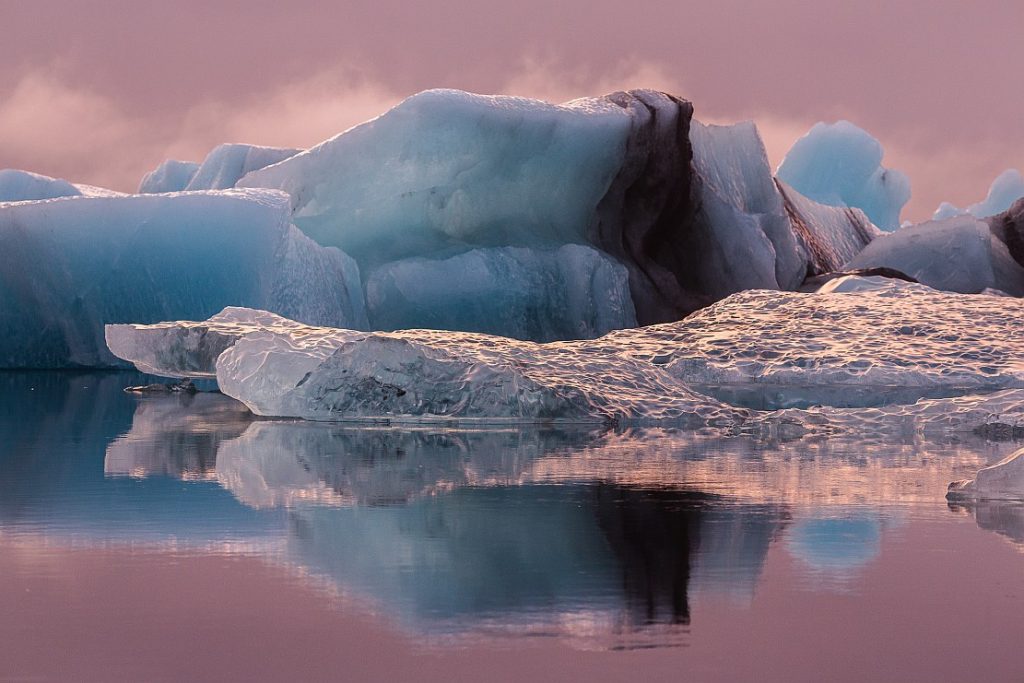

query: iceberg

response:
[237,88,879,327]
[932,169,1024,221]
[0,168,82,202]
[365,244,635,340]
[138,159,200,194]
[185,143,300,191]
[109,282,1024,429]
[1,189,365,368]
[776,120,911,231]
[843,215,1024,295]
[0,169,122,202]
[948,449,1024,501]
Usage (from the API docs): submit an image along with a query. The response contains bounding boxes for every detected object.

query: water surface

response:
[1,371,1023,681]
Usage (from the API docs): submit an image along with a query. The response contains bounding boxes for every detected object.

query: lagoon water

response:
[2,371,1023,681]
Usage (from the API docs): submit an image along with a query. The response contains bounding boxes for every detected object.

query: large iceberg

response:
[776,120,911,231]
[933,169,1024,221]
[0,189,365,368]
[239,89,879,327]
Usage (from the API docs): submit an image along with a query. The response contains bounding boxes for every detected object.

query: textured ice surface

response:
[186,143,300,191]
[1,190,365,368]
[933,169,1024,220]
[776,121,911,231]
[948,449,1024,501]
[138,159,200,193]
[365,244,635,340]
[844,215,1024,295]
[109,282,1024,432]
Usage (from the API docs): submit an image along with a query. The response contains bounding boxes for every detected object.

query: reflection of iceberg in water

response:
[6,374,1020,646]
[949,500,1024,553]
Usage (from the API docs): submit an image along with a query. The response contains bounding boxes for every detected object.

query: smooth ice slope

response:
[0,169,81,202]
[777,121,911,231]
[844,216,1024,295]
[239,89,631,266]
[365,245,635,340]
[948,449,1024,501]
[933,170,1024,220]
[138,160,200,193]
[1,190,365,368]
[186,143,300,191]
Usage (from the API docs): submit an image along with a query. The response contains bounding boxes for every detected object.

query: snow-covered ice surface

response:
[933,169,1024,220]
[1,189,365,368]
[108,281,1024,436]
[0,169,123,202]
[776,121,911,231]
[844,215,1024,295]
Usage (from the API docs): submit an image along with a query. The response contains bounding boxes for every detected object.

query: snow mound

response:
[1,190,365,368]
[844,215,1024,295]
[932,169,1024,221]
[138,159,200,193]
[186,143,300,191]
[776,120,911,231]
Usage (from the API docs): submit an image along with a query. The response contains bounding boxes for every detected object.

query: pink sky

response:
[2,0,1022,221]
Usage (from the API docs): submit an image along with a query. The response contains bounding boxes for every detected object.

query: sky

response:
[1,0,1021,222]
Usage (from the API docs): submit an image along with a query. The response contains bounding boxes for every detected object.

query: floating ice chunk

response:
[0,169,81,202]
[138,159,200,193]
[932,170,1024,221]
[777,120,911,231]
[109,278,1024,424]
[186,143,300,191]
[1,190,365,368]
[843,215,1024,295]
[365,244,635,340]
[948,449,1024,501]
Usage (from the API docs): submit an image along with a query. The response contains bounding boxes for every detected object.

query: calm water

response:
[2,371,1023,682]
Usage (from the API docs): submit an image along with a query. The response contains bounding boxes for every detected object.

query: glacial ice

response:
[776,120,911,231]
[948,448,1024,501]
[843,215,1024,295]
[138,159,200,194]
[236,88,879,329]
[932,169,1024,220]
[0,169,82,202]
[186,143,300,191]
[0,169,122,203]
[1,189,365,368]
[108,282,1024,431]
[365,244,635,340]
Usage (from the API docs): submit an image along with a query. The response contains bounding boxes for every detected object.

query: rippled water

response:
[2,371,1024,681]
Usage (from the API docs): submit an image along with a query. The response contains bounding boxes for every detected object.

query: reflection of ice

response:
[105,392,252,480]
[786,515,881,573]
[950,500,1024,553]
